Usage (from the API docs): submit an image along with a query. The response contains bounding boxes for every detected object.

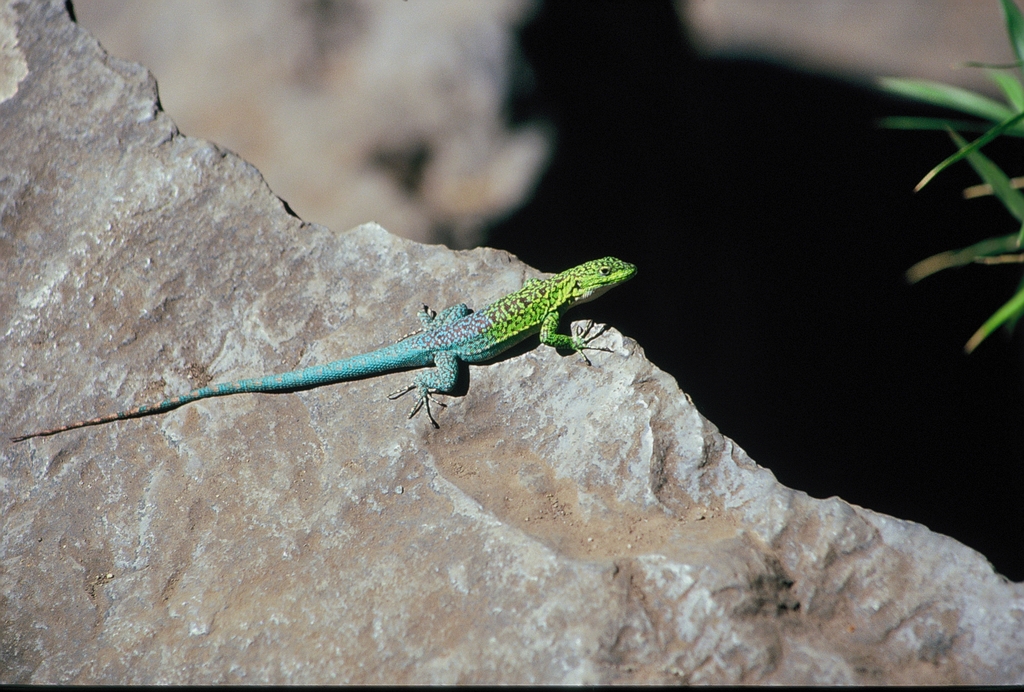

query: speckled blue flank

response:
[12,257,637,440]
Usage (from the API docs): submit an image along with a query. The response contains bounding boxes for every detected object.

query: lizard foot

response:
[395,304,436,341]
[388,385,446,428]
[573,320,613,365]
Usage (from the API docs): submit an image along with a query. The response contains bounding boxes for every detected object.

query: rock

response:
[2,1,1022,684]
[70,0,551,248]
[679,0,1014,97]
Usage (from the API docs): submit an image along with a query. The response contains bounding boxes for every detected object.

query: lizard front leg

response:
[388,350,460,428]
[538,312,612,365]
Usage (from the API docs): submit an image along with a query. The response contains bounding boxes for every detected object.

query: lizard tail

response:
[10,388,215,442]
[12,410,142,441]
[11,345,433,442]
[9,363,367,442]
[10,378,274,442]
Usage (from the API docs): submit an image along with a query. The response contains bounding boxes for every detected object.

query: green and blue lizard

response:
[12,257,637,441]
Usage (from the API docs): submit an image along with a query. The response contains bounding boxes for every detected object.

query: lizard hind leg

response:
[387,383,447,429]
[425,303,472,329]
[386,350,460,428]
[396,303,473,342]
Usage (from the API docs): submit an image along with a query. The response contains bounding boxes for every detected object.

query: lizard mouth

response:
[576,283,613,305]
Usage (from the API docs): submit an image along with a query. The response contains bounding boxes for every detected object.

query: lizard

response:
[11,257,637,441]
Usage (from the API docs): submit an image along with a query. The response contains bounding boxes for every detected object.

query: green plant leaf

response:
[1005,271,1024,332]
[961,59,1024,69]
[947,129,1024,221]
[877,77,1015,122]
[906,232,1022,283]
[965,284,1024,352]
[915,112,1024,191]
[877,116,1009,134]
[1000,0,1024,67]
[988,68,1024,111]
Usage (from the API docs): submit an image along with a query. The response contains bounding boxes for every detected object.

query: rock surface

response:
[71,0,551,248]
[2,1,1023,684]
[679,0,1015,96]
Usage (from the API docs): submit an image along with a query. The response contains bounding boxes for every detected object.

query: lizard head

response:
[560,256,637,306]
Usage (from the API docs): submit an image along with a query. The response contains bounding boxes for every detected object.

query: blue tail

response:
[11,341,435,440]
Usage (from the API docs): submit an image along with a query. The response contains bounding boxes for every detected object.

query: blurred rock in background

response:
[679,0,1015,95]
[73,0,551,248]
[74,1,1016,249]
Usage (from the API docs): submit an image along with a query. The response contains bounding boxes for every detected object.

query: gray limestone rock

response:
[71,0,551,248]
[1,1,1022,684]
[679,0,1014,97]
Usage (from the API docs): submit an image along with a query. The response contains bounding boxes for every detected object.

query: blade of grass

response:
[877,116,1005,133]
[988,69,1024,111]
[1000,0,1024,67]
[975,252,1024,263]
[1005,271,1024,332]
[947,129,1024,221]
[906,232,1022,283]
[877,77,1015,122]
[915,112,1024,191]
[964,284,1024,353]
[961,60,1024,69]
[964,175,1024,198]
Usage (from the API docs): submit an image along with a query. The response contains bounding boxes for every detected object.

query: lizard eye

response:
[599,267,610,276]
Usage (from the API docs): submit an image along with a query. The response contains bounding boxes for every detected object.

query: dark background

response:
[491,1,1024,581]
